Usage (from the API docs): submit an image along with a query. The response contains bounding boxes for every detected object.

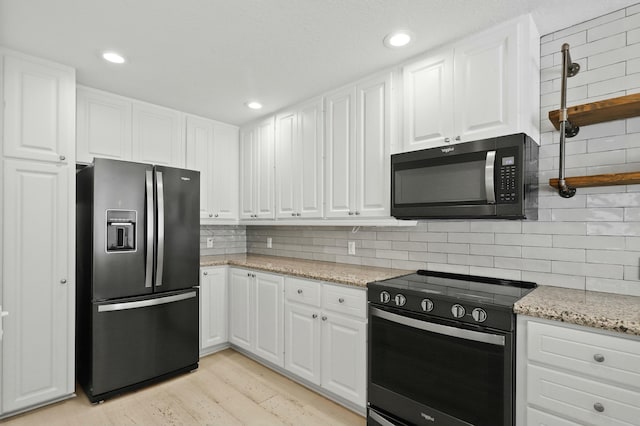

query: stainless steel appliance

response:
[76,158,200,403]
[391,133,538,219]
[367,270,536,426]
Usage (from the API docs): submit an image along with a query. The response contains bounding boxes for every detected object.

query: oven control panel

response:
[368,286,514,331]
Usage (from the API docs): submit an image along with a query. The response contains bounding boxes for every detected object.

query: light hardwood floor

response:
[2,349,365,425]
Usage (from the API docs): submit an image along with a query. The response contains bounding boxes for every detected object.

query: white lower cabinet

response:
[284,276,367,408]
[228,268,284,367]
[517,316,640,426]
[199,267,228,356]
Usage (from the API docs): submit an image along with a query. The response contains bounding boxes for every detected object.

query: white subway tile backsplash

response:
[586,277,640,296]
[627,237,640,250]
[495,257,551,272]
[495,233,553,247]
[469,221,522,233]
[587,221,640,236]
[588,11,640,42]
[625,208,640,220]
[470,244,521,258]
[522,222,586,235]
[624,265,640,280]
[447,254,493,267]
[522,271,586,290]
[553,235,626,249]
[469,267,522,281]
[428,242,469,254]
[551,208,624,222]
[586,249,640,265]
[448,232,494,244]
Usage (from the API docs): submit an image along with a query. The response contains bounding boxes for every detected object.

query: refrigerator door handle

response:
[145,170,154,288]
[97,291,197,312]
[155,170,165,287]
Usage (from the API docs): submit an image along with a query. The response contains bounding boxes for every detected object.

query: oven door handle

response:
[371,307,505,346]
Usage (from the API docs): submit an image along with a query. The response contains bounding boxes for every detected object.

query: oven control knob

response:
[394,294,406,307]
[421,298,434,312]
[472,308,487,323]
[380,291,391,303]
[451,304,466,318]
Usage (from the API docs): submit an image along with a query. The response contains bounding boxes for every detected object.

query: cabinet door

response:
[2,159,74,413]
[402,50,453,151]
[275,111,297,218]
[186,115,214,219]
[228,269,253,351]
[254,272,284,367]
[239,128,256,219]
[211,123,239,220]
[132,102,184,167]
[284,303,321,385]
[325,86,356,218]
[76,87,132,163]
[3,54,75,163]
[321,313,366,407]
[200,267,228,354]
[355,73,391,217]
[255,118,275,219]
[298,98,324,218]
[453,23,517,143]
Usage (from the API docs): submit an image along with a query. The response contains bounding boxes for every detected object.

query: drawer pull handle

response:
[297,289,303,294]
[338,298,345,303]
[312,314,318,319]
[594,402,604,413]
[593,354,605,363]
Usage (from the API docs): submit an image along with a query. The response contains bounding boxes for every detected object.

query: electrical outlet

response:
[267,237,272,248]
[206,237,214,248]
[348,241,356,255]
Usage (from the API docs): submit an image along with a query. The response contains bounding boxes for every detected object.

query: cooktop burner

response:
[368,269,537,331]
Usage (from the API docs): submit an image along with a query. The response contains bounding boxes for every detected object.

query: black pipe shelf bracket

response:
[556,43,580,198]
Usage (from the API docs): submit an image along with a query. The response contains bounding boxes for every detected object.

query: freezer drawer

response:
[88,289,199,400]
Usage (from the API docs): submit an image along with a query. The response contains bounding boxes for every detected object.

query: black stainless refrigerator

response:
[76,158,200,403]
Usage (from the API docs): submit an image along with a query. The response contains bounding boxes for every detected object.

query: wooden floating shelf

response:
[549,171,640,189]
[548,93,640,131]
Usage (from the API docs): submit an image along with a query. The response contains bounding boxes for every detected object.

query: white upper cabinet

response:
[240,117,275,220]
[76,86,132,163]
[132,102,184,167]
[76,87,186,168]
[186,115,239,221]
[275,97,323,219]
[326,71,392,218]
[403,14,539,152]
[3,54,74,163]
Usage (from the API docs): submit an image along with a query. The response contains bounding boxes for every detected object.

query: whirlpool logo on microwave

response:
[441,147,455,153]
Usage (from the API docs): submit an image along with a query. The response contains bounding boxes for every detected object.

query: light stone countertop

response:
[514,285,640,336]
[200,254,413,288]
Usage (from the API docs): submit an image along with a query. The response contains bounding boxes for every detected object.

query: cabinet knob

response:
[215,213,219,218]
[322,316,327,321]
[455,135,461,141]
[348,211,354,216]
[297,289,303,294]
[252,274,256,278]
[291,213,296,216]
[593,354,605,363]
[59,155,66,161]
[338,298,345,303]
[203,272,208,276]
[60,278,67,284]
[209,213,213,217]
[247,273,251,277]
[355,211,360,215]
[297,213,301,216]
[593,402,604,413]
[312,314,318,319]
[444,137,451,143]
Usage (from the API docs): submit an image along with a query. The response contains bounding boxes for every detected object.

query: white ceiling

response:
[1,0,637,126]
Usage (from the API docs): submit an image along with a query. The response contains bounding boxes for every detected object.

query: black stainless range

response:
[367,270,536,426]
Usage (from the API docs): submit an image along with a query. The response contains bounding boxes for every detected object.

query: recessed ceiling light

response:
[246,101,263,110]
[102,51,126,64]
[384,31,413,48]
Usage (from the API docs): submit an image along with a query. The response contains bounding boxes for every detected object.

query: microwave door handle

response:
[485,150,496,204]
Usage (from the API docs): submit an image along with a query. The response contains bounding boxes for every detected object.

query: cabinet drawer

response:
[527,321,640,389]
[285,277,321,307]
[322,284,366,319]
[527,364,640,426]
[526,407,583,426]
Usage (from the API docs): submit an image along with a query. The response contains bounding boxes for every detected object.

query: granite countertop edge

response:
[514,285,640,337]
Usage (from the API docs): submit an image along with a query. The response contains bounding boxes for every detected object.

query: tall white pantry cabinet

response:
[0,49,76,417]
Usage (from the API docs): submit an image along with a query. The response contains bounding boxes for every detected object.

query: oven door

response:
[368,306,513,426]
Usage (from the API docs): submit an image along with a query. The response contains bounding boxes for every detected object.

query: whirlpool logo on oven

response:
[421,412,436,422]
[441,146,454,153]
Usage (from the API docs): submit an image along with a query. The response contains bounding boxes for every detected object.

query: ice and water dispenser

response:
[106,210,136,252]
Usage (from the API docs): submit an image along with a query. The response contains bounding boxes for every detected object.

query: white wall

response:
[247,5,640,297]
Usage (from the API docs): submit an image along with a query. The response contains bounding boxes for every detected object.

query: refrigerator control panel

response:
[106,210,137,252]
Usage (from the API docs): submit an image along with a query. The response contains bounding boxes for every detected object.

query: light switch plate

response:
[206,237,214,248]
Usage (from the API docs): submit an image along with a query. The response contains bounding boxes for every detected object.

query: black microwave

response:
[391,133,538,220]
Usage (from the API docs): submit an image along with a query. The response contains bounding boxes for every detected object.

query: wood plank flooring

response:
[2,349,365,425]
